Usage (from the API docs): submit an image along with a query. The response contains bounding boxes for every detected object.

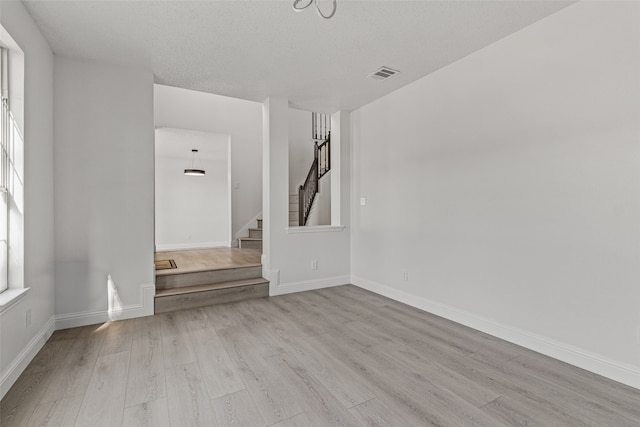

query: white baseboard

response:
[351,275,640,391]
[270,275,350,296]
[155,241,229,251]
[55,283,155,330]
[1,315,55,399]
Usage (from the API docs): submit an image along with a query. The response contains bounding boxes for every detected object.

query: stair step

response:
[238,237,262,250]
[155,278,269,313]
[156,265,262,290]
[156,277,267,297]
[256,219,262,229]
[248,228,262,238]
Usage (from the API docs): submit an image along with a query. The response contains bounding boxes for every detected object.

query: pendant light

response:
[293,0,337,19]
[184,149,205,176]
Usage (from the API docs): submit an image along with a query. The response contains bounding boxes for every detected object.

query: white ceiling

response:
[23,0,574,113]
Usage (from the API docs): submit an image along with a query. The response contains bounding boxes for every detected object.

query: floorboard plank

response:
[99,320,134,356]
[159,311,196,368]
[210,390,266,427]
[74,351,130,427]
[187,318,245,400]
[24,396,83,427]
[264,352,362,426]
[217,325,305,425]
[349,398,407,427]
[122,397,170,427]
[124,316,166,408]
[165,363,216,427]
[41,326,106,403]
[0,370,55,427]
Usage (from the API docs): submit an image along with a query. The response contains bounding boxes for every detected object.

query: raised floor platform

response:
[154,247,267,313]
[155,247,262,275]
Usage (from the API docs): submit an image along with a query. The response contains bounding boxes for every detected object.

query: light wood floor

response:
[155,248,262,276]
[2,285,639,426]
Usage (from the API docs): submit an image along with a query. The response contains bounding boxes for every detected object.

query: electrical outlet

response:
[26,308,31,328]
[311,260,318,270]
[360,197,367,206]
[402,270,409,281]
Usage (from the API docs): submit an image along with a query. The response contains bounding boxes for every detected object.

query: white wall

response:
[263,99,350,295]
[154,85,262,240]
[305,172,331,227]
[288,108,314,193]
[350,2,640,388]
[0,1,55,398]
[54,57,155,325]
[155,128,230,250]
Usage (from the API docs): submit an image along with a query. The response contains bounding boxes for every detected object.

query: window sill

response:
[287,225,345,234]
[0,287,30,315]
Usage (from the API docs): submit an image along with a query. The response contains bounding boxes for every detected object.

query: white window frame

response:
[1,45,9,294]
[0,25,27,312]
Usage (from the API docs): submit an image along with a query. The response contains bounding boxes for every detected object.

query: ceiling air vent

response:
[368,66,400,80]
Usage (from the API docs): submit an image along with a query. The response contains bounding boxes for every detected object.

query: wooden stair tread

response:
[157,263,261,277]
[238,237,262,241]
[156,277,268,297]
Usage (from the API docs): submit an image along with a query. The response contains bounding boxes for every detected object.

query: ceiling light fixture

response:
[184,149,205,176]
[293,0,337,20]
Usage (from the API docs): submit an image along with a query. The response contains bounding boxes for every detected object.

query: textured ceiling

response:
[23,0,574,112]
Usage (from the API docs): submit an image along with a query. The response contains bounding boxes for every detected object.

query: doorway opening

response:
[154,127,232,251]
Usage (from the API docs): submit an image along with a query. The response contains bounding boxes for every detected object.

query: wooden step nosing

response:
[155,278,269,297]
[156,263,262,277]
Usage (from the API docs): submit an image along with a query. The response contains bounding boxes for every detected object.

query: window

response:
[1,46,9,293]
[0,40,24,295]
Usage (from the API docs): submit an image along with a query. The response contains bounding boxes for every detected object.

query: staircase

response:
[289,195,299,226]
[154,247,268,314]
[297,112,331,226]
[238,219,263,250]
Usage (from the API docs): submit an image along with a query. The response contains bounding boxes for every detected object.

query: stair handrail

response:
[299,156,318,226]
[317,132,330,180]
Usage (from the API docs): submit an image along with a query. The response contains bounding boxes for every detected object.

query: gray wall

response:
[54,57,155,319]
[350,2,640,388]
[0,1,55,398]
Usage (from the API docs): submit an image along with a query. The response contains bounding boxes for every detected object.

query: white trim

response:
[351,275,640,391]
[270,275,350,296]
[233,211,263,243]
[0,287,30,315]
[0,315,55,399]
[155,241,229,251]
[55,283,155,330]
[286,225,345,234]
[227,136,233,248]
